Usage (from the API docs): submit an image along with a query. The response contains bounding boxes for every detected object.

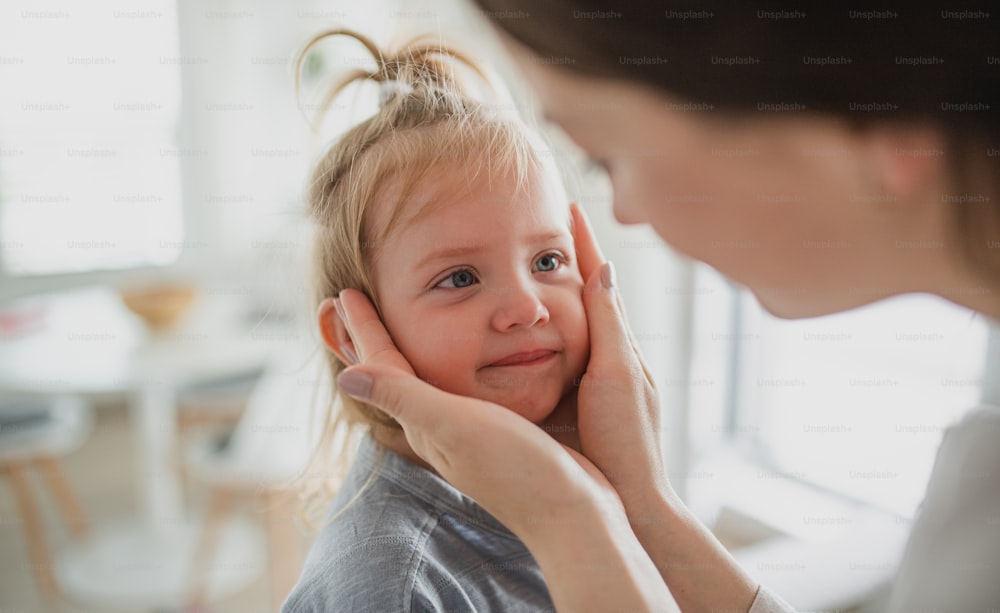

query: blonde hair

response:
[294,29,548,526]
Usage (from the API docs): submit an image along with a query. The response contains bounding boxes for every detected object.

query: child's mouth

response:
[487,349,557,368]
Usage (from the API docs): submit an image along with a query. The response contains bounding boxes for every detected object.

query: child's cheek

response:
[380,314,447,387]
[407,327,479,392]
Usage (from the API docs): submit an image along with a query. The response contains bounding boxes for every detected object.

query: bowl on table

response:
[118,283,197,330]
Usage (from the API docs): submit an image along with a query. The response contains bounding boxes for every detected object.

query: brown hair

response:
[293,29,546,524]
[471,2,1000,277]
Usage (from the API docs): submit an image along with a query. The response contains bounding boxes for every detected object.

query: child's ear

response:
[317,298,358,365]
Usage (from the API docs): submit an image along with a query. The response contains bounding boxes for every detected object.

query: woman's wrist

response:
[522,495,678,612]
[613,473,679,534]
[618,482,760,613]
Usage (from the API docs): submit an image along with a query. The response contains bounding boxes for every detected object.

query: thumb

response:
[336,364,448,432]
[336,364,505,477]
[582,261,632,363]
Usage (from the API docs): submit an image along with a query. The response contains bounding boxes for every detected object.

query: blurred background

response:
[0,1,996,612]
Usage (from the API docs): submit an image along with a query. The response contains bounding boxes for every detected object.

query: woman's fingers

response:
[615,288,656,386]
[575,249,664,505]
[571,203,605,286]
[336,364,454,460]
[580,261,637,375]
[335,363,589,525]
[571,202,655,388]
[337,288,414,375]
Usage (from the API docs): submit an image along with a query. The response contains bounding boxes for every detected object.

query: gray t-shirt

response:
[282,434,555,612]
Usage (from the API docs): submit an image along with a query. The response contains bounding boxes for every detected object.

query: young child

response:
[283,29,589,612]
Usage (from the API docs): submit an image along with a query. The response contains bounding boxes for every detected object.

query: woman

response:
[330,4,999,611]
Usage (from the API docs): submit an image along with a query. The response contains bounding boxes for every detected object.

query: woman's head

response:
[301,30,588,432]
[472,2,1000,318]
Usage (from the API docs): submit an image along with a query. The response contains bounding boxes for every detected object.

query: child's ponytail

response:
[295,28,494,133]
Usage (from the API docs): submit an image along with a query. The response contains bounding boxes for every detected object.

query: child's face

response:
[370,165,589,424]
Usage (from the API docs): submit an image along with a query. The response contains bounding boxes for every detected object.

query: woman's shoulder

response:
[933,404,1000,484]
[887,404,1000,611]
[952,403,1000,429]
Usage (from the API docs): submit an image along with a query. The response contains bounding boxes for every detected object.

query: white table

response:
[0,285,294,609]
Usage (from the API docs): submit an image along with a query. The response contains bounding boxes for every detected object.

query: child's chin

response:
[499,392,561,424]
[468,381,564,423]
[511,404,555,425]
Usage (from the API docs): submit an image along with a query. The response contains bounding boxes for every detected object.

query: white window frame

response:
[687,268,997,610]
[0,1,210,304]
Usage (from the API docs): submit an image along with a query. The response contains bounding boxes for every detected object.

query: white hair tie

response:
[379,80,414,106]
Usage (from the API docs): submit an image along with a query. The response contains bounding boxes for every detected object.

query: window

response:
[0,1,183,277]
[693,262,990,518]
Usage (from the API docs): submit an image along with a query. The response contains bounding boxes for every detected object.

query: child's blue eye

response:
[438,269,478,289]
[534,253,562,273]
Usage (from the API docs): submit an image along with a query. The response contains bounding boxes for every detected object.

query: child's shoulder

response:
[309,436,523,557]
[325,434,519,539]
[285,522,552,613]
[282,435,555,612]
[281,533,426,612]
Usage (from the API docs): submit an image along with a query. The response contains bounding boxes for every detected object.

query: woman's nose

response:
[490,282,550,331]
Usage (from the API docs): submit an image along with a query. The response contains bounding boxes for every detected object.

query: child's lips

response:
[487,349,558,367]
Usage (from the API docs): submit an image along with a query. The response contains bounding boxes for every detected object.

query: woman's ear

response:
[859,122,947,205]
[317,298,358,365]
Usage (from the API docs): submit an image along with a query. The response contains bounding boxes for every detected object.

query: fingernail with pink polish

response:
[337,370,373,401]
[601,261,617,289]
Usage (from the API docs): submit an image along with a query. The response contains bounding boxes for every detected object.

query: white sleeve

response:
[747,586,796,613]
[747,406,1000,613]
[887,405,1000,612]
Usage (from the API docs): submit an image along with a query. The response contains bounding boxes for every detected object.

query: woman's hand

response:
[332,287,677,612]
[570,204,672,512]
[333,288,613,532]
[570,205,760,613]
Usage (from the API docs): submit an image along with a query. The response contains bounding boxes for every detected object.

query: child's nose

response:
[490,283,550,331]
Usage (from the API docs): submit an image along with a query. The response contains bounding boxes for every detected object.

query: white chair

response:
[183,348,329,611]
[0,394,94,601]
[175,368,264,439]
